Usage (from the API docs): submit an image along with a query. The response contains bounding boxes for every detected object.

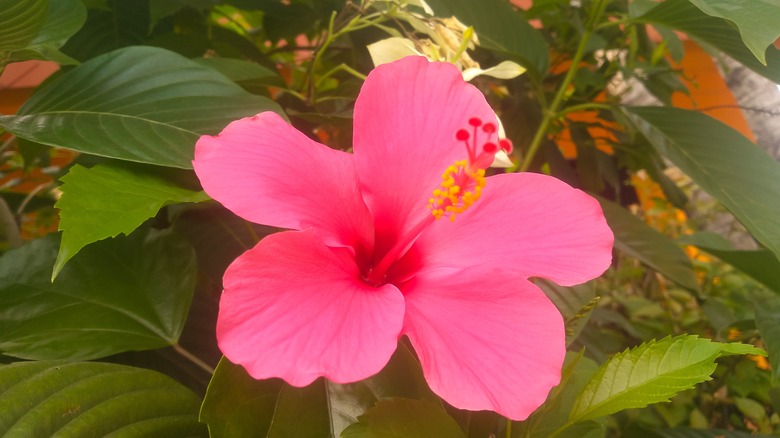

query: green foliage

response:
[0,229,196,360]
[0,360,206,436]
[342,399,466,438]
[570,335,764,423]
[54,162,208,278]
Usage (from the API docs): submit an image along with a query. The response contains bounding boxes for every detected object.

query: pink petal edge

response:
[193,112,374,251]
[217,229,405,386]
[416,172,614,286]
[401,267,565,420]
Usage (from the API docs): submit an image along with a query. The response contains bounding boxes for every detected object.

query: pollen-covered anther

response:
[429,160,487,221]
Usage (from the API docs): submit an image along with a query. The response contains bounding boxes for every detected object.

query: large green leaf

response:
[686,0,780,65]
[53,162,209,279]
[0,0,47,54]
[425,0,548,77]
[754,301,780,383]
[569,335,763,423]
[0,46,283,168]
[341,399,464,438]
[680,232,780,293]
[0,228,197,360]
[201,346,438,437]
[0,361,206,436]
[626,106,780,262]
[637,0,780,82]
[597,196,698,290]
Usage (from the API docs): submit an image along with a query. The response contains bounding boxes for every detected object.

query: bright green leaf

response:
[0,46,283,168]
[570,335,764,423]
[0,229,196,360]
[626,106,780,262]
[54,163,209,279]
[0,361,206,436]
[341,399,465,438]
[686,0,780,65]
[637,0,780,83]
[680,232,780,293]
[0,0,47,54]
[425,0,548,77]
[597,196,698,290]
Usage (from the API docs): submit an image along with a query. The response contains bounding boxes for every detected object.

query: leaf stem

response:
[518,0,609,172]
[505,418,512,438]
[173,343,215,374]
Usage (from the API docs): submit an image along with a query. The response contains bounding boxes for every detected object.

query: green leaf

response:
[753,296,780,383]
[625,106,780,262]
[637,0,780,83]
[680,232,780,293]
[53,163,209,279]
[537,279,598,346]
[425,0,548,77]
[686,0,780,65]
[597,196,698,291]
[0,0,48,54]
[0,46,283,168]
[569,335,764,423]
[341,399,465,438]
[0,361,206,436]
[201,346,438,437]
[192,57,279,82]
[0,228,197,360]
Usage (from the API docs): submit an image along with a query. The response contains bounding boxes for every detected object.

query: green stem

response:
[505,418,512,438]
[518,0,610,172]
[557,102,614,116]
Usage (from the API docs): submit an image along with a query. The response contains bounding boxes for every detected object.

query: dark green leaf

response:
[686,0,780,65]
[0,361,206,436]
[570,335,764,423]
[0,229,197,360]
[680,232,780,293]
[637,0,780,82]
[341,398,465,438]
[0,46,283,168]
[54,163,209,278]
[626,106,780,262]
[193,57,278,82]
[753,295,780,383]
[425,0,548,77]
[597,196,698,290]
[537,279,598,346]
[1,0,85,66]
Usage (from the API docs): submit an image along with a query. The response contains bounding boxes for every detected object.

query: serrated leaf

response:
[0,361,206,436]
[625,106,780,262]
[686,0,780,65]
[637,0,780,83]
[341,399,465,438]
[597,196,698,290]
[0,46,283,168]
[680,232,780,293]
[0,228,196,360]
[425,0,548,77]
[53,162,209,279]
[569,335,764,423]
[0,0,48,55]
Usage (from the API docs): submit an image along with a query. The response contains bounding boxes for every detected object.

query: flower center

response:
[427,117,512,221]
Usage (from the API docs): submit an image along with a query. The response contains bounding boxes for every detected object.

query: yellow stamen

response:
[428,159,487,220]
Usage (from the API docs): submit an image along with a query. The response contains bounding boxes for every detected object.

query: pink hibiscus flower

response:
[193,56,613,420]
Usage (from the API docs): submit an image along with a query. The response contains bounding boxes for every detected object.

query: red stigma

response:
[482,123,496,134]
[499,138,513,154]
[483,142,498,153]
[468,117,482,127]
[456,129,470,141]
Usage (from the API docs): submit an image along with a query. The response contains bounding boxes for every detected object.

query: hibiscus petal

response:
[353,56,497,254]
[218,230,405,386]
[416,172,613,286]
[193,112,374,250]
[401,267,565,420]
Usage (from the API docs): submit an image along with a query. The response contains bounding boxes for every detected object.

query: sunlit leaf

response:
[341,398,465,438]
[597,196,698,291]
[0,46,283,168]
[626,106,780,262]
[637,0,780,82]
[0,361,206,436]
[54,162,209,278]
[686,0,780,65]
[569,335,764,423]
[0,229,196,360]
